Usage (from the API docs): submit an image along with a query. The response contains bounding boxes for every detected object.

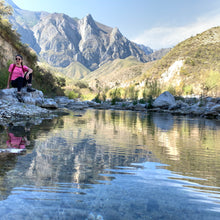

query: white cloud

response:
[133,10,220,50]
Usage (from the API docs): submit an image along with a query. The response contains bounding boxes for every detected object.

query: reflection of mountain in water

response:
[1,109,220,201]
[24,113,154,187]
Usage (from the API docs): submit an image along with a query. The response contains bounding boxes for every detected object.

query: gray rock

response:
[54,96,71,107]
[134,103,146,111]
[85,100,101,108]
[0,88,44,105]
[153,91,176,109]
[67,100,89,110]
[41,98,58,109]
[210,104,220,112]
[0,88,18,102]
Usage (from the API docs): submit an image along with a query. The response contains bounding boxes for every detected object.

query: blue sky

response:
[11,0,220,49]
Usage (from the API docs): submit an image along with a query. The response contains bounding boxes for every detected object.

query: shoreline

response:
[1,89,220,128]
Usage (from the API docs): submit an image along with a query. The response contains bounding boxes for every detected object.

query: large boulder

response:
[0,88,44,105]
[0,88,51,125]
[152,91,176,109]
[0,88,18,103]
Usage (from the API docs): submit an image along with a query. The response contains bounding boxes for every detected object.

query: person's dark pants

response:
[11,73,32,92]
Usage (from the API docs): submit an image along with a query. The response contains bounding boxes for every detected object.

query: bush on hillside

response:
[32,66,65,96]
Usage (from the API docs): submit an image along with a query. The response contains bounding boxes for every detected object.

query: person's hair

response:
[16,54,23,59]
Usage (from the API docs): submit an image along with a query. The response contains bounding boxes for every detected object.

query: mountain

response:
[147,48,172,61]
[137,44,153,55]
[85,26,220,97]
[5,0,150,73]
[5,0,49,54]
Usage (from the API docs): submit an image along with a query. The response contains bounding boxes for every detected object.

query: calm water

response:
[1,109,220,220]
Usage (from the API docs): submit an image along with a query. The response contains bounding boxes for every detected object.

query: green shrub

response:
[109,88,122,104]
[66,90,79,99]
[126,85,138,100]
[33,66,65,96]
[75,80,89,89]
[0,67,9,89]
[183,85,193,95]
[143,79,161,98]
[94,91,106,103]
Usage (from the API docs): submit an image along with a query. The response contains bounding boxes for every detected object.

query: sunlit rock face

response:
[7,3,149,71]
[33,14,148,70]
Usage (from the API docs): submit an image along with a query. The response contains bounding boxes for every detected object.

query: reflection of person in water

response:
[6,133,29,149]
[6,125,30,149]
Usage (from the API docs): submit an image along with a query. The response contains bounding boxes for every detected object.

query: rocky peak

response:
[78,14,100,40]
[110,27,123,41]
[81,14,97,28]
[6,1,150,72]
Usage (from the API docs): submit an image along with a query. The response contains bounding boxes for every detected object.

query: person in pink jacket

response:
[7,54,35,102]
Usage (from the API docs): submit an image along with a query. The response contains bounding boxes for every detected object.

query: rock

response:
[54,96,72,107]
[153,91,176,109]
[171,100,189,110]
[210,104,220,112]
[0,88,44,105]
[67,100,89,110]
[133,103,146,111]
[0,88,18,103]
[41,98,58,109]
[85,100,101,108]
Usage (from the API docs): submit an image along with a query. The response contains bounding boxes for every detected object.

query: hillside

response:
[83,26,220,99]
[85,56,155,89]
[144,26,220,96]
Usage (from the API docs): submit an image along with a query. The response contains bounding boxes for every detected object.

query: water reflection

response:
[152,112,174,131]
[6,124,30,149]
[0,110,220,219]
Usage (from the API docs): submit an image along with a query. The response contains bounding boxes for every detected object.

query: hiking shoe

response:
[16,93,24,102]
[27,86,36,92]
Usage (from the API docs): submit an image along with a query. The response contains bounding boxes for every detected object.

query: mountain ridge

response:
[84,26,220,97]
[5,0,151,74]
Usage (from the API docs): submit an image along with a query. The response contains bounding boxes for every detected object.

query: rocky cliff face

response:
[6,0,149,71]
[32,13,149,70]
[0,35,17,67]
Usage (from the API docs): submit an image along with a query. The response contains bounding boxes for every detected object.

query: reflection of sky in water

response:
[0,110,220,219]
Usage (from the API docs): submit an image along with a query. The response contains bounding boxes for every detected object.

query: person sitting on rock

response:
[7,54,35,102]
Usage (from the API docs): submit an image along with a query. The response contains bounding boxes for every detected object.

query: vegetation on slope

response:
[143,26,220,96]
[89,26,220,102]
[0,0,66,96]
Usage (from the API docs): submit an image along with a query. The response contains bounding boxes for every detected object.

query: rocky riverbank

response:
[1,88,220,127]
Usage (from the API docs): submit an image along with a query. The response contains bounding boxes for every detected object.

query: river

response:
[0,109,220,219]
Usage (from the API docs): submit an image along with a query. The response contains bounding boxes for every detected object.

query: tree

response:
[0,0,12,19]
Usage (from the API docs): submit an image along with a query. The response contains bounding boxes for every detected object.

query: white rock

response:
[153,91,176,108]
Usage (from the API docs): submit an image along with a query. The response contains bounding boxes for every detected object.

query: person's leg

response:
[24,73,35,92]
[11,77,23,92]
[11,77,24,102]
